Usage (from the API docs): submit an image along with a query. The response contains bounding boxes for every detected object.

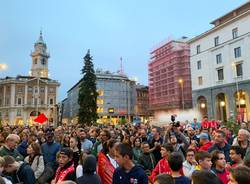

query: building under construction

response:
[148,37,192,115]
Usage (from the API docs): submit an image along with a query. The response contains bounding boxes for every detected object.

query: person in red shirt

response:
[197,133,213,151]
[150,143,174,182]
[211,150,229,184]
[201,116,210,129]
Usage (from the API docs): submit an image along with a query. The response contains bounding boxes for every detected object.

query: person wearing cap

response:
[41,128,61,168]
[197,133,213,152]
[51,148,76,184]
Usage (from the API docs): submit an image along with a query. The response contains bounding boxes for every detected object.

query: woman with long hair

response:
[25,142,45,179]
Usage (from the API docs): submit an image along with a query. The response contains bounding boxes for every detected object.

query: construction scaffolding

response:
[148,39,192,113]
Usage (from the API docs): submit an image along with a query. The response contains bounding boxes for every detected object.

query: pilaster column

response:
[3,86,6,106]
[24,84,28,104]
[10,84,15,107]
[45,86,48,105]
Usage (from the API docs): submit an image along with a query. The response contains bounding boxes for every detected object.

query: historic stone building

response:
[0,32,60,125]
[188,1,250,122]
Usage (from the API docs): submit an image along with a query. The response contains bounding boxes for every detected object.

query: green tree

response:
[78,50,98,126]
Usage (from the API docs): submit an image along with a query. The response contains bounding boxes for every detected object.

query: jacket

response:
[0,146,23,161]
[150,158,171,182]
[41,142,60,166]
[97,151,115,184]
[112,165,148,184]
[199,141,213,151]
[208,143,231,162]
[182,160,196,178]
[212,168,229,184]
[16,162,36,184]
[24,155,45,179]
[138,152,156,173]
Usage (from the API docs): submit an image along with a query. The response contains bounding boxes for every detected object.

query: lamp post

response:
[220,101,225,122]
[232,63,241,122]
[178,79,184,110]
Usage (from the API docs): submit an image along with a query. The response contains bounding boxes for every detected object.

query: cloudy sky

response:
[0,0,246,100]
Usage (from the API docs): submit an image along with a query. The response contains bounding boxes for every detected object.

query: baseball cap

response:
[197,132,209,139]
[59,147,73,158]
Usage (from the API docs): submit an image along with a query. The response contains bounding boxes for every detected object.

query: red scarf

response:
[55,163,74,183]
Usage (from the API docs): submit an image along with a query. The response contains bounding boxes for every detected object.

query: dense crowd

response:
[0,116,249,184]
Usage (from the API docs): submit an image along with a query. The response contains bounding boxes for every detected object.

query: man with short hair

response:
[191,118,201,130]
[168,152,190,184]
[41,128,61,168]
[0,134,23,161]
[51,148,75,184]
[3,155,36,184]
[211,150,229,184]
[113,143,148,184]
[183,149,197,178]
[230,146,244,168]
[149,127,163,163]
[153,174,174,184]
[79,129,93,153]
[208,130,231,162]
[138,142,156,175]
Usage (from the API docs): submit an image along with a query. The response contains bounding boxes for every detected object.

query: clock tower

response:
[30,31,50,78]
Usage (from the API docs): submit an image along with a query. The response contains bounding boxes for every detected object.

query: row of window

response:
[28,87,55,93]
[197,63,243,85]
[197,47,241,70]
[34,58,46,65]
[196,28,238,54]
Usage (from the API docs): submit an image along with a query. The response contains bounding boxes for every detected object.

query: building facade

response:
[0,32,60,125]
[135,85,152,122]
[62,70,136,124]
[188,1,250,122]
[148,38,192,115]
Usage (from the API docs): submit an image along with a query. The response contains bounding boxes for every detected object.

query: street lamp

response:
[232,62,241,122]
[220,101,225,122]
[178,79,184,110]
[201,103,206,109]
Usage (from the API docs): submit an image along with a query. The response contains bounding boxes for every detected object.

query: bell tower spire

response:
[30,31,50,78]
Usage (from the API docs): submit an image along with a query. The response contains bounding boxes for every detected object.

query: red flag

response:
[34,113,48,124]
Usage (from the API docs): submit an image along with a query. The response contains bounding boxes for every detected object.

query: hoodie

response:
[112,165,148,184]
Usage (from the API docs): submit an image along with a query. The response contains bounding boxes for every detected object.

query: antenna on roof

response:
[117,57,124,75]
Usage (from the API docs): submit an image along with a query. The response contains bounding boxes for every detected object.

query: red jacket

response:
[97,151,115,184]
[199,141,213,151]
[150,158,171,182]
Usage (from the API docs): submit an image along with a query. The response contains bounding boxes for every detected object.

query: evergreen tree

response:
[78,50,98,126]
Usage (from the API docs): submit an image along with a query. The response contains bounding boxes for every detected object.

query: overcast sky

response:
[0,0,246,100]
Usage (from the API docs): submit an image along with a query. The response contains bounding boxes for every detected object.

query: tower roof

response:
[36,30,45,44]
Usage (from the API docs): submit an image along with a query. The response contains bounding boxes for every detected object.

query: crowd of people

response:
[0,116,249,184]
